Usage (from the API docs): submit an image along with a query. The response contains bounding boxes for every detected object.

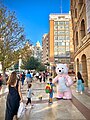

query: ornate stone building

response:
[71,0,90,87]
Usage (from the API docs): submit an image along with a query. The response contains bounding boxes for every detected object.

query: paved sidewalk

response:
[0,79,90,120]
[0,85,8,97]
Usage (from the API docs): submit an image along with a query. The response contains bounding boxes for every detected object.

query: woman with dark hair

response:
[5,71,23,120]
[76,71,84,94]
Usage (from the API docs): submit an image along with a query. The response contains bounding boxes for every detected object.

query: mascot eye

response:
[62,68,64,69]
[58,68,59,69]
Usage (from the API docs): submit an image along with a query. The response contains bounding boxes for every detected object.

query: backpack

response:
[45,83,52,93]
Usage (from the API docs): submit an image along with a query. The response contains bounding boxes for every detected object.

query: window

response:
[54,31,58,35]
[58,25,64,30]
[58,21,65,25]
[54,26,58,30]
[54,21,58,25]
[65,21,69,25]
[65,25,69,30]
[66,36,70,40]
[58,42,62,46]
[54,42,58,46]
[58,31,65,35]
[66,42,69,46]
[58,36,65,40]
[62,42,65,46]
[54,36,58,40]
[65,31,69,35]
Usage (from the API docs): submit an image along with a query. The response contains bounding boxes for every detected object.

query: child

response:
[76,71,84,94]
[48,78,55,104]
[26,83,34,108]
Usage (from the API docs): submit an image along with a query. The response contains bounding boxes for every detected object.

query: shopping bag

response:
[17,102,25,118]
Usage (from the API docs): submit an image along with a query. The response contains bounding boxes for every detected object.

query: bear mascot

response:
[53,64,74,100]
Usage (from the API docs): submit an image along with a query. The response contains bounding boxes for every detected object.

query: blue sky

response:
[3,0,70,45]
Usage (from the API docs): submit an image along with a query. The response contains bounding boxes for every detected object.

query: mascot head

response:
[56,64,68,75]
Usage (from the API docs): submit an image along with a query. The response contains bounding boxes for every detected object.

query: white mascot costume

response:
[53,64,74,99]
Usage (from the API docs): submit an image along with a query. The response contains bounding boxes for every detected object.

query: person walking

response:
[26,71,32,84]
[21,72,25,86]
[39,73,42,83]
[48,78,55,104]
[5,71,23,120]
[76,71,84,94]
[25,83,34,108]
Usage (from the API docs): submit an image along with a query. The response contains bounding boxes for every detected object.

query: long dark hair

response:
[7,71,17,85]
[77,71,84,83]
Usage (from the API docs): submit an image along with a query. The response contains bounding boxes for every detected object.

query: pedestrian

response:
[76,71,84,94]
[25,83,34,108]
[30,71,33,80]
[35,72,39,80]
[26,71,32,84]
[5,71,23,120]
[48,78,55,104]
[42,72,46,82]
[39,73,42,82]
[21,72,25,86]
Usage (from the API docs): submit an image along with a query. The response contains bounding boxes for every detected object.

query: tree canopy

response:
[0,3,27,73]
[21,56,46,71]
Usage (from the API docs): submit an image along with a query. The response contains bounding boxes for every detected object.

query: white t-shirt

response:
[27,88,33,98]
[36,72,39,76]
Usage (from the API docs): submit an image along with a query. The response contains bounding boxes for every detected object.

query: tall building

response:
[49,13,74,68]
[34,41,42,62]
[42,33,49,65]
[71,0,90,87]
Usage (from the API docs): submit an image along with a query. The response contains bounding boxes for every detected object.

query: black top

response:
[5,80,20,120]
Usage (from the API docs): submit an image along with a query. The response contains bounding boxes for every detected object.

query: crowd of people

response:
[0,70,85,120]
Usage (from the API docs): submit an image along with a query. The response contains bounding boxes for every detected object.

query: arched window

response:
[76,32,78,46]
[81,54,88,86]
[75,8,77,18]
[80,19,86,39]
[78,0,83,11]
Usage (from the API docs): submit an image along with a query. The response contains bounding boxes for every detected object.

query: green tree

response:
[21,56,46,71]
[14,62,19,70]
[37,63,46,72]
[0,4,27,81]
[21,57,39,70]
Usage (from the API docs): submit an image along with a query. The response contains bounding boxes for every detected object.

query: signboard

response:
[86,0,90,33]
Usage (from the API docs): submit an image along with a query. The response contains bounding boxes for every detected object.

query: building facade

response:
[42,33,49,65]
[71,0,90,87]
[49,13,74,69]
[34,41,42,62]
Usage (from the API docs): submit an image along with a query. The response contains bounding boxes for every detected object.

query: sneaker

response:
[49,102,53,105]
[80,91,83,94]
[76,90,79,93]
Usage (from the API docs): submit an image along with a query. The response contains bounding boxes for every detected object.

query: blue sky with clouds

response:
[3,0,70,45]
